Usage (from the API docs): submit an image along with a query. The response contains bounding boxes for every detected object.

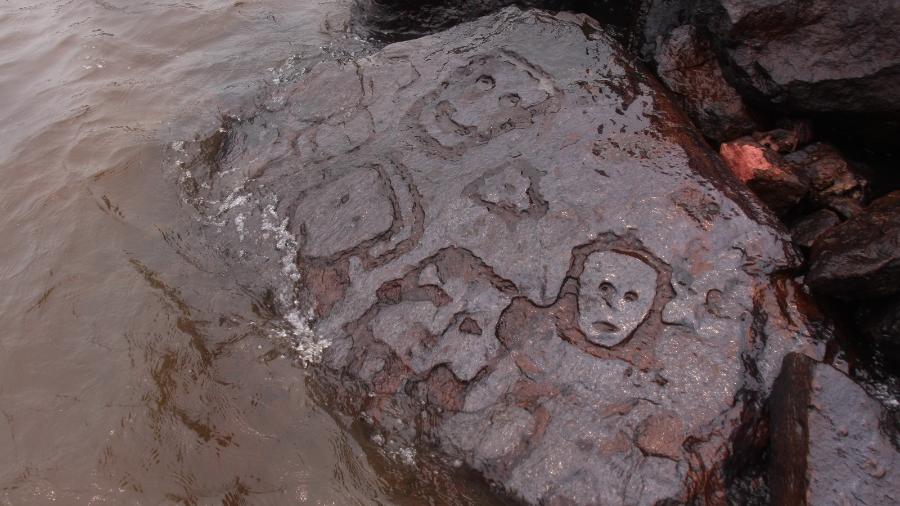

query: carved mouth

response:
[592,321,620,333]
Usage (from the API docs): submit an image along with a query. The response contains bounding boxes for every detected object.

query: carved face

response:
[421,53,552,147]
[578,251,657,347]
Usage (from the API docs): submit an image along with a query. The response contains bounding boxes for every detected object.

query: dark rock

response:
[751,122,813,154]
[808,191,900,300]
[769,353,900,506]
[857,296,900,367]
[179,8,816,504]
[784,142,869,214]
[653,25,757,141]
[719,138,808,215]
[639,0,900,116]
[789,209,840,249]
[354,0,640,41]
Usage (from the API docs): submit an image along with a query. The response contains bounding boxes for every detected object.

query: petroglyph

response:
[578,251,657,347]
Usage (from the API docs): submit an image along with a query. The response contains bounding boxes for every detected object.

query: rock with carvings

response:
[178,8,817,505]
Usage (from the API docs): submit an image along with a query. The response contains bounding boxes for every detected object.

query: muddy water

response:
[0,1,470,504]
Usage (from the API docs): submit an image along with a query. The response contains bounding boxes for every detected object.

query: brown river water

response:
[0,1,488,504]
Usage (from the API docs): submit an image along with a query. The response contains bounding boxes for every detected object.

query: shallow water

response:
[0,1,475,503]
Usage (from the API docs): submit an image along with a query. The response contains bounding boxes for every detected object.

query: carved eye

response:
[623,291,638,302]
[476,75,495,90]
[599,282,615,294]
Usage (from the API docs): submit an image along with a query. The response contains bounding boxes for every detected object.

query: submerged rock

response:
[180,8,818,504]
[808,191,900,300]
[769,353,900,506]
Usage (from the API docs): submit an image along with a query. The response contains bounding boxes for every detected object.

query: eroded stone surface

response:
[178,8,815,504]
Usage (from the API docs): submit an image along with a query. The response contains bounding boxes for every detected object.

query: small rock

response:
[784,143,868,211]
[808,191,900,300]
[654,25,757,142]
[719,138,808,215]
[789,209,840,249]
[769,353,900,506]
[751,122,813,154]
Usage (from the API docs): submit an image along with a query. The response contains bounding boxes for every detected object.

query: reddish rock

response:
[808,191,900,300]
[654,25,756,142]
[719,138,807,215]
[769,353,900,506]
[789,209,840,249]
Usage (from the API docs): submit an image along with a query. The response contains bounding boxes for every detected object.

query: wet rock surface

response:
[808,191,900,300]
[177,8,824,504]
[769,353,900,506]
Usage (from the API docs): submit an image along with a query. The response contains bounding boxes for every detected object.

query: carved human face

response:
[578,251,657,347]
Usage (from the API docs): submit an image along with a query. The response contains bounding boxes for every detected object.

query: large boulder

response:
[178,8,816,504]
[769,353,900,506]
[640,0,900,115]
[807,191,900,300]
